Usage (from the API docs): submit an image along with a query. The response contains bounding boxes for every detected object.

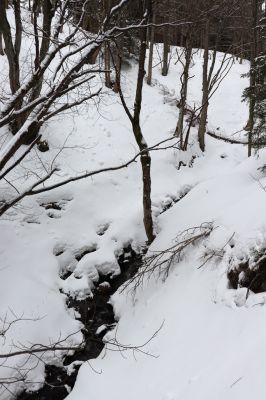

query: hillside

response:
[1,5,266,398]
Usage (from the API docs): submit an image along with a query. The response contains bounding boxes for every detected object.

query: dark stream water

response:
[17,246,143,400]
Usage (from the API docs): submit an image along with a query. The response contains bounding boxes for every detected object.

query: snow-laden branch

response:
[0,137,178,217]
[102,0,130,31]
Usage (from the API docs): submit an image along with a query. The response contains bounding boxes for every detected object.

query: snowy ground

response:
[2,42,266,400]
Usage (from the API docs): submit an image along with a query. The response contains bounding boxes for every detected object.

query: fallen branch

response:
[207,130,266,147]
[122,223,214,292]
[207,130,248,144]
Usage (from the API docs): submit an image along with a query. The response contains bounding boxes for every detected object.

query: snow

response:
[67,253,266,400]
[65,51,266,400]
[1,26,266,400]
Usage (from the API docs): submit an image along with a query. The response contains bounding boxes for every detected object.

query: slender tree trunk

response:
[113,52,121,93]
[0,0,22,134]
[29,0,54,102]
[162,25,169,76]
[103,0,111,88]
[240,37,244,64]
[132,1,155,243]
[183,106,197,151]
[0,1,20,94]
[132,122,154,243]
[147,9,156,85]
[198,20,210,152]
[104,42,112,88]
[32,0,40,71]
[0,33,4,56]
[175,36,192,147]
[247,0,258,157]
[105,0,154,242]
[20,0,54,143]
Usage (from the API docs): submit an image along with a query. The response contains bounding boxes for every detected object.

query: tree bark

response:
[0,0,22,133]
[0,33,4,56]
[14,0,22,58]
[132,0,155,243]
[147,9,155,85]
[29,0,54,102]
[113,52,122,93]
[198,20,210,152]
[175,36,192,148]
[247,0,258,157]
[162,24,169,76]
[0,1,20,94]
[19,0,55,143]
[104,42,112,88]
[103,0,111,88]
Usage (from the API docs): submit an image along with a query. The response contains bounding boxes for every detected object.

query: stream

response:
[17,245,143,400]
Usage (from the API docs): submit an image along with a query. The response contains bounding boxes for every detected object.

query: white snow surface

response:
[1,39,266,400]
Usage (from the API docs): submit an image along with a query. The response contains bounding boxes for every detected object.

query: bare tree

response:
[114,0,155,243]
[197,0,234,151]
[0,0,135,172]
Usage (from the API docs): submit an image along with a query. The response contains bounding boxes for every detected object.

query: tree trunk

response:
[162,25,169,76]
[32,0,40,71]
[247,0,258,157]
[132,0,155,244]
[132,123,154,244]
[175,36,192,147]
[104,42,112,88]
[29,0,54,102]
[113,53,122,93]
[14,0,22,57]
[20,0,54,143]
[147,10,155,85]
[198,21,210,152]
[0,33,4,56]
[0,0,22,133]
[103,0,111,88]
[0,1,20,94]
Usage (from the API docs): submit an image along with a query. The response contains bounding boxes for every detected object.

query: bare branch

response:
[0,137,178,216]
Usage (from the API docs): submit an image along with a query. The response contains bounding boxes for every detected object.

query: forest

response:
[0,0,265,399]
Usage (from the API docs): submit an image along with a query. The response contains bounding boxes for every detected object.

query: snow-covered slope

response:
[67,146,266,400]
[2,43,265,400]
[65,53,266,400]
